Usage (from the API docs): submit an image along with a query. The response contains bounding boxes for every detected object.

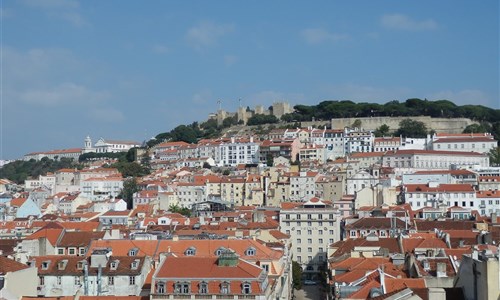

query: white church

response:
[83,136,142,154]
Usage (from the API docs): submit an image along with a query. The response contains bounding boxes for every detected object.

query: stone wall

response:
[330,116,477,133]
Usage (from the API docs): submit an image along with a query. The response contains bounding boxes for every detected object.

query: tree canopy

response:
[395,119,428,138]
[0,157,81,184]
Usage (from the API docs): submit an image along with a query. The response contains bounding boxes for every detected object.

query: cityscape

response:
[1,1,499,300]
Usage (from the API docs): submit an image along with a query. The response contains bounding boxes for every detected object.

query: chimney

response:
[172,235,179,241]
[436,262,447,277]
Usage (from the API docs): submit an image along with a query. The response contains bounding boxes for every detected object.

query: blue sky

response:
[1,0,499,159]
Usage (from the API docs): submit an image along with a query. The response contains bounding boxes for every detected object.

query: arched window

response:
[199,282,208,294]
[156,281,165,294]
[242,282,252,294]
[245,247,256,256]
[185,247,196,256]
[220,281,230,294]
[215,247,226,256]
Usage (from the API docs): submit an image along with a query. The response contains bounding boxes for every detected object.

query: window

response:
[262,264,269,272]
[110,261,118,270]
[157,281,165,293]
[215,247,226,256]
[128,248,138,256]
[131,259,139,269]
[220,282,230,294]
[41,261,50,270]
[329,230,334,235]
[297,247,301,253]
[79,248,86,255]
[245,247,256,256]
[307,239,312,244]
[242,282,252,294]
[109,276,114,286]
[185,247,196,256]
[307,230,312,235]
[129,276,136,285]
[307,221,312,226]
[75,277,80,285]
[297,238,301,244]
[57,248,64,255]
[308,247,312,253]
[56,276,62,285]
[297,230,301,235]
[308,256,313,262]
[39,276,44,285]
[318,229,323,235]
[319,238,323,244]
[199,282,208,294]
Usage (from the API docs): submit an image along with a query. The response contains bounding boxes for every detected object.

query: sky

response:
[1,0,499,160]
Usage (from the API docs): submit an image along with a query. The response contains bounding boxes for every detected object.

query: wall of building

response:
[331,116,476,133]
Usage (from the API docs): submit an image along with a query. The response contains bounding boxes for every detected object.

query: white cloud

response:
[18,83,110,106]
[224,55,238,66]
[381,14,438,31]
[152,45,169,54]
[300,28,349,44]
[20,0,88,27]
[426,89,494,107]
[186,21,234,49]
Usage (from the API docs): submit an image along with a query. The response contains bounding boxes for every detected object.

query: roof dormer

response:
[41,261,50,270]
[245,246,256,256]
[185,246,196,256]
[58,259,68,270]
[128,247,138,256]
[131,258,140,270]
[110,259,119,270]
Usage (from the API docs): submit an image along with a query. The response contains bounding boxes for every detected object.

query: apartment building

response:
[280,198,341,279]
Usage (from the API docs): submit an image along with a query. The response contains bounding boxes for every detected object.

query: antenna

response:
[217,99,222,110]
[238,98,242,108]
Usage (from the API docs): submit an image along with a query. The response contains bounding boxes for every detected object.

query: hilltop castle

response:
[209,101,293,126]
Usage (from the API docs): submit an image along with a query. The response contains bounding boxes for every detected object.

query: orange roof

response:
[156,256,263,279]
[10,197,27,207]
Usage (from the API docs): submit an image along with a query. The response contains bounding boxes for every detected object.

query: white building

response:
[33,251,151,297]
[432,135,497,154]
[81,177,124,201]
[217,137,259,167]
[93,138,141,153]
[279,198,341,280]
[401,183,493,215]
[343,128,374,155]
[289,171,319,202]
[382,150,489,173]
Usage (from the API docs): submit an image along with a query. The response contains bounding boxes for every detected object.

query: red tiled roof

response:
[0,256,28,274]
[156,256,263,279]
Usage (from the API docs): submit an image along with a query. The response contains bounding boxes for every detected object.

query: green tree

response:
[374,124,390,137]
[463,123,492,134]
[266,154,274,167]
[395,119,428,138]
[119,178,139,209]
[168,204,192,217]
[351,119,362,128]
[292,261,303,290]
[489,147,500,166]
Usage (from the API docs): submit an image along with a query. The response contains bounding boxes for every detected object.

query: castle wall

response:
[330,116,476,133]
